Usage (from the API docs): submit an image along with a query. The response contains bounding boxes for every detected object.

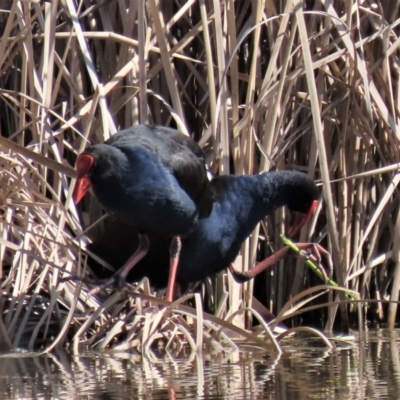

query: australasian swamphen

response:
[86,170,319,289]
[73,124,213,301]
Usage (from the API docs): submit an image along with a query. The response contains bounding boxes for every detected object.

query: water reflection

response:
[1,331,400,399]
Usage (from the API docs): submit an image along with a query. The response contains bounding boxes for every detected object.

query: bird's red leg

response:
[229,246,291,283]
[165,236,182,302]
[116,234,150,280]
[89,233,150,295]
[229,242,332,284]
[169,388,176,400]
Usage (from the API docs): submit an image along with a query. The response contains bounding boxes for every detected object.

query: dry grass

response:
[0,1,399,353]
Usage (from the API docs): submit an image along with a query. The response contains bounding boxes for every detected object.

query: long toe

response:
[87,274,129,295]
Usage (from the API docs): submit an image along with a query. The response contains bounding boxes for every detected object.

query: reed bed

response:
[0,0,398,353]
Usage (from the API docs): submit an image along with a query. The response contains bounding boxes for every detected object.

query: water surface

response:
[1,330,400,399]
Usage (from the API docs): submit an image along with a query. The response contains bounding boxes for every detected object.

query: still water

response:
[1,330,399,399]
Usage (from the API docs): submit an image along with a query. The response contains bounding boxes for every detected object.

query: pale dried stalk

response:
[1,0,400,353]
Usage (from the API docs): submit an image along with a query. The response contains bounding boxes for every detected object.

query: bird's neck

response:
[212,174,295,240]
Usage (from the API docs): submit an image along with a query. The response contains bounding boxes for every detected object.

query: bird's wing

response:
[106,125,214,217]
[152,126,206,160]
[164,143,214,218]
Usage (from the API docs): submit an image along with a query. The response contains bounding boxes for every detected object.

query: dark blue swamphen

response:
[73,124,213,301]
[86,171,320,289]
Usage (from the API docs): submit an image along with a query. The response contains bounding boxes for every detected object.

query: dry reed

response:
[0,0,398,353]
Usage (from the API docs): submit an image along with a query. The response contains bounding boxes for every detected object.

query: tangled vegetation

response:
[0,1,398,353]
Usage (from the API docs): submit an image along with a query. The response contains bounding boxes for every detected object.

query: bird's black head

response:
[282,171,320,236]
[85,145,124,178]
[284,172,319,212]
[73,144,124,204]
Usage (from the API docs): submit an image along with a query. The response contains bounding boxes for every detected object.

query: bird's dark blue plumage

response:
[76,125,213,236]
[73,124,213,300]
[87,171,319,286]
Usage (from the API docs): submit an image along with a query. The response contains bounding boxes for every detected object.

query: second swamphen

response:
[73,124,213,301]
[86,170,320,289]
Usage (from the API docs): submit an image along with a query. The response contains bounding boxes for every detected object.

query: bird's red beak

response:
[287,200,319,237]
[73,154,94,204]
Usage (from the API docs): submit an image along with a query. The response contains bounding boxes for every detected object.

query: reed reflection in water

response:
[1,331,400,399]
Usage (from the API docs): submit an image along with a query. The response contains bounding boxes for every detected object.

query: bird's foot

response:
[61,274,128,295]
[60,274,91,285]
[228,266,254,283]
[295,242,333,282]
[229,246,291,283]
[87,274,130,295]
[229,241,332,284]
